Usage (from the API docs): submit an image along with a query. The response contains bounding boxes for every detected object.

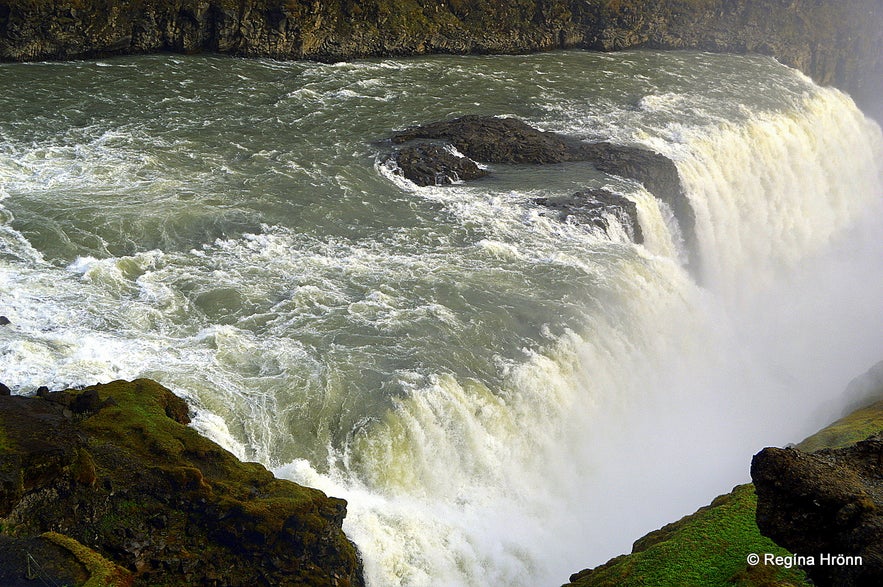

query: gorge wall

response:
[1,1,881,118]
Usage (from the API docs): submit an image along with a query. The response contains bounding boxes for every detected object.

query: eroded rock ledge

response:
[752,438,883,587]
[0,379,364,587]
[1,1,880,119]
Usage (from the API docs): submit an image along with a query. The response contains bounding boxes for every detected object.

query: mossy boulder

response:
[752,437,883,587]
[0,378,364,586]
[0,532,132,587]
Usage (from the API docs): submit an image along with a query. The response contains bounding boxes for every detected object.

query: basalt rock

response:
[534,189,644,244]
[385,143,487,186]
[0,379,364,587]
[390,115,694,259]
[751,437,883,587]
[0,1,880,120]
[392,115,592,165]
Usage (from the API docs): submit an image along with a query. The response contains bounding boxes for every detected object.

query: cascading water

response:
[1,50,881,586]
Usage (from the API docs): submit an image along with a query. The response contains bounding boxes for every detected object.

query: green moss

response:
[567,400,883,586]
[42,531,133,587]
[80,379,315,503]
[71,448,97,486]
[567,485,809,587]
[796,400,883,453]
[1,380,360,584]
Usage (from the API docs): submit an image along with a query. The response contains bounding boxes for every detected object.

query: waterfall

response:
[1,51,881,587]
[279,86,883,586]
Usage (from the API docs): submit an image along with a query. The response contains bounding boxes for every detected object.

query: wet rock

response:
[392,115,591,164]
[386,143,488,186]
[751,436,883,587]
[390,116,685,211]
[535,189,644,244]
[0,382,9,396]
[0,316,10,326]
[391,115,695,263]
[0,379,364,586]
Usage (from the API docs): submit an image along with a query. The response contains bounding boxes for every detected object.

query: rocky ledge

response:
[386,115,688,256]
[534,189,644,245]
[752,437,883,587]
[0,379,364,587]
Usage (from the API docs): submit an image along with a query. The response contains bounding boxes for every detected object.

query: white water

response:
[1,52,882,586]
[281,89,883,586]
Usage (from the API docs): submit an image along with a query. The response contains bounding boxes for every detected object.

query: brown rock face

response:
[0,379,364,587]
[751,436,883,587]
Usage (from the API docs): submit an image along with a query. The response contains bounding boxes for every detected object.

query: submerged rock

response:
[534,189,644,244]
[751,437,883,587]
[0,379,364,587]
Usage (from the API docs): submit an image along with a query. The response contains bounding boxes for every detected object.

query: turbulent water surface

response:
[2,50,882,586]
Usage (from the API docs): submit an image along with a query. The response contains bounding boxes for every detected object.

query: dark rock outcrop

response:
[751,437,883,587]
[392,115,592,165]
[391,117,686,208]
[0,379,364,587]
[385,143,487,186]
[390,115,692,254]
[0,1,880,119]
[535,189,644,244]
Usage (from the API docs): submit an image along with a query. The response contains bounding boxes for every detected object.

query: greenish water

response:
[1,50,882,586]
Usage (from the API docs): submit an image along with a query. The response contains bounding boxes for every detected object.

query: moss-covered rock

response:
[797,400,883,454]
[0,379,364,586]
[752,436,883,587]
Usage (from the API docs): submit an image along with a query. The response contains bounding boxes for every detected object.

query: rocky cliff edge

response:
[0,378,364,587]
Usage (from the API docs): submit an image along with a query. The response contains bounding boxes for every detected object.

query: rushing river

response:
[1,50,882,586]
